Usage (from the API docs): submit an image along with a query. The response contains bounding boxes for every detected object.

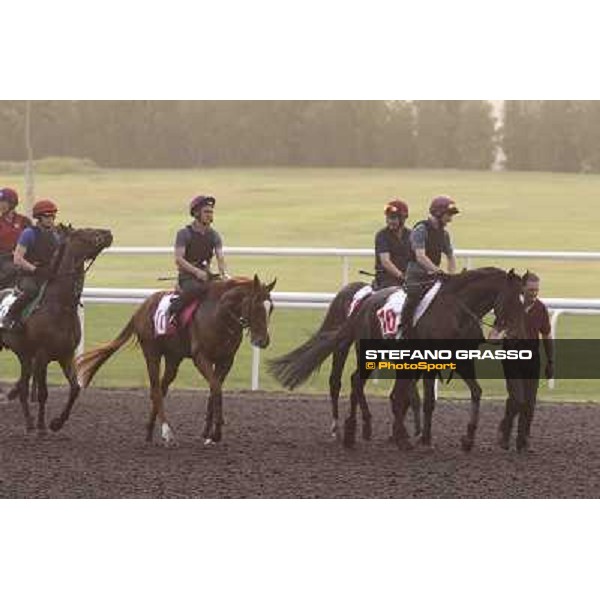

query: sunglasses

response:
[39,213,56,218]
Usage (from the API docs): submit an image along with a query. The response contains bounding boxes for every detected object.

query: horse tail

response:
[268,315,357,390]
[75,317,136,388]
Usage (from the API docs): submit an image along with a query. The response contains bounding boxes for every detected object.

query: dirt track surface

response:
[1,387,599,498]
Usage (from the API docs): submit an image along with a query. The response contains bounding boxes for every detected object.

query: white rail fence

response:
[79,288,600,391]
[105,246,600,286]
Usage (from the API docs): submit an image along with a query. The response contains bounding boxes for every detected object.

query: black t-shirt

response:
[374,226,412,280]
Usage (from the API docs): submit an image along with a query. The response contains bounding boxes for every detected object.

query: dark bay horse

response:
[389,268,527,451]
[75,275,276,446]
[269,268,527,450]
[0,225,113,433]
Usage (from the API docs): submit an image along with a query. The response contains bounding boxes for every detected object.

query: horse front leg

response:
[460,375,482,452]
[192,353,221,446]
[16,354,34,432]
[409,379,421,437]
[33,354,50,436]
[50,354,82,432]
[499,378,524,450]
[390,375,414,451]
[211,357,235,443]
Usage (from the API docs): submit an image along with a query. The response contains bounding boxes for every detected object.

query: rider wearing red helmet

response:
[400,195,459,336]
[2,199,61,329]
[168,195,230,324]
[373,199,412,289]
[0,188,32,288]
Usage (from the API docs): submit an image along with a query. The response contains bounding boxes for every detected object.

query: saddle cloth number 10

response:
[376,307,397,337]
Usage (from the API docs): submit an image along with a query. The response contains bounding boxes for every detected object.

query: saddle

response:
[0,284,47,330]
[153,293,200,337]
[376,280,442,338]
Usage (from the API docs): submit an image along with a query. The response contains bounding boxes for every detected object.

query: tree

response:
[455,101,496,169]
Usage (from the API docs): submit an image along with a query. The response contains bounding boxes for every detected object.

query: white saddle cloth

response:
[153,293,175,336]
[0,292,18,327]
[376,280,442,337]
[347,285,374,317]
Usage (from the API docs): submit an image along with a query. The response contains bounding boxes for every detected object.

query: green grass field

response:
[1,167,599,400]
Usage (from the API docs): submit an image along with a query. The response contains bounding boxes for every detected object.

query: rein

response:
[453,294,497,330]
[51,253,99,280]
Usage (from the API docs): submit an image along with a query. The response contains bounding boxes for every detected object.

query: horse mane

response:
[207,276,254,300]
[441,267,506,293]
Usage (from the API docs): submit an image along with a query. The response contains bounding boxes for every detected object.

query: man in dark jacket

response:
[499,271,555,452]
[373,199,411,290]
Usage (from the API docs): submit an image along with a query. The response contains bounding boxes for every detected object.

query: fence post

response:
[342,256,350,286]
[548,309,562,390]
[251,346,260,390]
[76,304,85,358]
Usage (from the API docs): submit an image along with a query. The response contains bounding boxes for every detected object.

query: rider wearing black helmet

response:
[168,195,230,324]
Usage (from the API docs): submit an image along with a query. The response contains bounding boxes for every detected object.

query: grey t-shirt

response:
[406,221,453,278]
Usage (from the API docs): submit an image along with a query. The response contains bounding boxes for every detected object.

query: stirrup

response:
[2,318,22,331]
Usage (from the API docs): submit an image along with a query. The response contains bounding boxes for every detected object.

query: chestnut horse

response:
[0,225,113,434]
[75,275,276,446]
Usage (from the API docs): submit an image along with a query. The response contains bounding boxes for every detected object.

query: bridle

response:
[222,288,273,337]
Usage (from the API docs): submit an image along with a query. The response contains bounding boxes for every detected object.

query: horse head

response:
[241,274,277,349]
[58,225,113,268]
[490,268,528,340]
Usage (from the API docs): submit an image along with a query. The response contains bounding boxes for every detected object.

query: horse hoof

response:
[460,436,474,452]
[204,438,215,447]
[7,388,19,401]
[342,435,355,449]
[419,435,432,447]
[49,418,63,432]
[497,431,510,450]
[162,434,177,447]
[396,437,413,452]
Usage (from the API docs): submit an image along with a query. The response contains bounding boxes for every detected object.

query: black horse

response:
[269,268,527,450]
[271,280,421,439]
